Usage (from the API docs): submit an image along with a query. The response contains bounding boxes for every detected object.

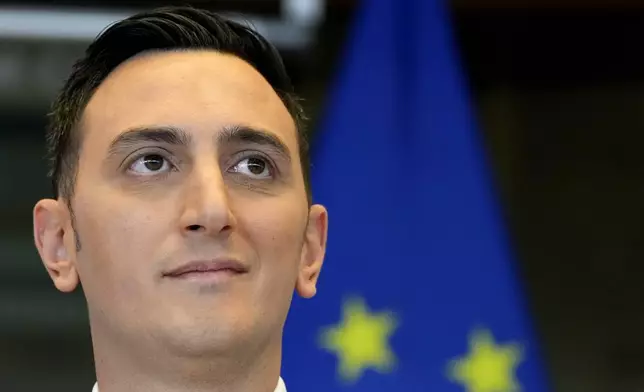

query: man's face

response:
[35,50,327,356]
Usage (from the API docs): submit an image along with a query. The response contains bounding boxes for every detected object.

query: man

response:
[32,6,328,392]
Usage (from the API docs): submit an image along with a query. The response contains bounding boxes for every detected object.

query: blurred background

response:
[1,0,643,391]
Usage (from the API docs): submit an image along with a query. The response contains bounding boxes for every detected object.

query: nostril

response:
[186,225,203,232]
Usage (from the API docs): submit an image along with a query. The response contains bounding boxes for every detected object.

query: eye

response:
[128,154,173,175]
[230,156,272,179]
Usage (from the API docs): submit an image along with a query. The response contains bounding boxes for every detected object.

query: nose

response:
[179,163,236,237]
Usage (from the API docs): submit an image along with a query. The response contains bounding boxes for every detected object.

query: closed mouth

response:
[163,259,249,278]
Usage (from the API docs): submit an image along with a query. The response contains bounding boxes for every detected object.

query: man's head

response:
[33,6,327,364]
[48,6,312,205]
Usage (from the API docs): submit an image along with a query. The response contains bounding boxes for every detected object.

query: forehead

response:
[81,50,296,149]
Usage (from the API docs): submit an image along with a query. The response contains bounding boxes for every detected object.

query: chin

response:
[155,319,259,358]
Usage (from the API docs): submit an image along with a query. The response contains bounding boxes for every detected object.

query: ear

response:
[296,204,328,299]
[33,199,79,293]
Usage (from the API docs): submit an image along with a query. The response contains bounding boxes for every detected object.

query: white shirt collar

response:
[92,377,286,392]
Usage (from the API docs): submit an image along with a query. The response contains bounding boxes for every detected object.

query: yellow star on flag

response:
[318,296,398,383]
[447,328,523,392]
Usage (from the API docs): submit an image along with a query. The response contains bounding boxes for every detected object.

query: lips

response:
[163,260,249,278]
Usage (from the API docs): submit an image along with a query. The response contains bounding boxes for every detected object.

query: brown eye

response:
[143,155,164,171]
[231,157,272,179]
[128,154,172,175]
[247,157,266,174]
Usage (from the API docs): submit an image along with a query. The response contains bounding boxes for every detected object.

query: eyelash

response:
[231,151,277,177]
[123,149,177,175]
[123,150,277,178]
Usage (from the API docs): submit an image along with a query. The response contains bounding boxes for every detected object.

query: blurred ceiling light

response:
[0,4,321,49]
[283,0,324,26]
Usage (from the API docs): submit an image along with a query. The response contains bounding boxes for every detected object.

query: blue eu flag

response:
[282,0,550,391]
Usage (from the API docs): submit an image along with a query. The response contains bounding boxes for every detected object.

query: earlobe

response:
[296,204,328,299]
[33,199,79,293]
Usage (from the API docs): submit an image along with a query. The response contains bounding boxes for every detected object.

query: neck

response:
[90,323,282,392]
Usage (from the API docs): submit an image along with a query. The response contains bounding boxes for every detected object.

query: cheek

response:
[238,200,307,279]
[73,196,166,298]
[236,202,306,328]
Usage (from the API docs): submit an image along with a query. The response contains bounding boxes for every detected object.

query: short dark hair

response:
[47,6,310,204]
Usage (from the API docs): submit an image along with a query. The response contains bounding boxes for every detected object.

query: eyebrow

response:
[106,125,291,162]
[107,126,192,158]
[217,125,292,163]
